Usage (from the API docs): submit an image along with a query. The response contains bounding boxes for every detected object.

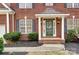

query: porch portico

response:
[0,3,15,36]
[35,8,69,44]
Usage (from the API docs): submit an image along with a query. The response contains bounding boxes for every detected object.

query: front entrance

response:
[46,19,53,36]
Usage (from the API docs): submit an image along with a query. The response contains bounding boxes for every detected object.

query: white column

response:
[12,14,14,32]
[43,20,46,37]
[6,13,9,33]
[38,17,41,40]
[61,17,64,40]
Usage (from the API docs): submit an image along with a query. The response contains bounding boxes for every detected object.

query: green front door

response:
[46,19,53,36]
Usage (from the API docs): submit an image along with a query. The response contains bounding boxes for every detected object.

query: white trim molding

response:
[1,3,15,14]
[38,17,41,40]
[43,20,46,37]
[35,14,70,17]
[53,19,56,37]
[12,14,14,32]
[61,16,65,40]
[6,13,9,33]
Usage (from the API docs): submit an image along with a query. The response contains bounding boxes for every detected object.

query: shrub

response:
[0,38,4,53]
[77,28,79,34]
[3,32,21,42]
[66,30,76,43]
[28,32,38,41]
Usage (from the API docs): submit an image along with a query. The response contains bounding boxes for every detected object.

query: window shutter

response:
[64,19,67,32]
[32,20,35,32]
[16,3,19,8]
[32,3,35,8]
[53,3,56,6]
[43,3,45,6]
[16,20,19,32]
[64,3,67,8]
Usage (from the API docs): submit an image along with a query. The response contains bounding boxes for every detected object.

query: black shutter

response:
[16,20,19,32]
[32,3,35,8]
[16,3,19,8]
[64,19,67,33]
[43,3,45,6]
[53,3,56,6]
[64,3,67,8]
[32,20,35,32]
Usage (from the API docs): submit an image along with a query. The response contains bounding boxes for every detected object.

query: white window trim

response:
[53,19,56,37]
[19,19,33,34]
[43,20,46,37]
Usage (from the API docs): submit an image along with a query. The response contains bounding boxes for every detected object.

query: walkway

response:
[1,41,79,55]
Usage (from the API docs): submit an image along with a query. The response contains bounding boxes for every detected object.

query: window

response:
[74,3,79,8]
[45,3,53,6]
[67,19,79,30]
[19,3,32,8]
[66,3,79,8]
[66,3,73,8]
[19,19,33,34]
[67,19,74,30]
[19,3,25,8]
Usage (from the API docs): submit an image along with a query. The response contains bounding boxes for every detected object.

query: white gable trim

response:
[35,14,70,17]
[1,3,15,14]
[2,3,11,11]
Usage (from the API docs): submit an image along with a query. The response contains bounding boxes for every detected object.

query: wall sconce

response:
[57,20,60,24]
[24,16,27,20]
[56,17,61,24]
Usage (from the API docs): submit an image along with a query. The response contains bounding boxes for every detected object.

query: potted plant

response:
[3,32,21,45]
[0,37,4,54]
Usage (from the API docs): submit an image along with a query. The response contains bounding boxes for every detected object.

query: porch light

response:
[56,17,61,24]
[24,16,27,19]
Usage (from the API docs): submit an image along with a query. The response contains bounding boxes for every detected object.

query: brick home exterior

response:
[0,3,79,44]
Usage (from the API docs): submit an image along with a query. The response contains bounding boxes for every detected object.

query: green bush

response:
[0,38,4,53]
[28,32,38,41]
[66,30,76,43]
[3,32,21,42]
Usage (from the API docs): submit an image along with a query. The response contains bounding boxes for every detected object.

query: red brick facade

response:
[0,3,79,44]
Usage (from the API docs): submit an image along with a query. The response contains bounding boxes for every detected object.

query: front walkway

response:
[1,41,79,55]
[65,43,79,54]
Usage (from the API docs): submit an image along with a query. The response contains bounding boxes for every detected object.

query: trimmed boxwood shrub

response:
[3,32,21,42]
[66,30,76,43]
[28,32,38,41]
[0,38,4,53]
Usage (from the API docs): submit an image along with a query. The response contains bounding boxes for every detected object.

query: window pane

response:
[26,3,32,8]
[19,20,25,26]
[67,19,74,30]
[74,3,79,8]
[45,3,53,6]
[26,19,32,34]
[19,3,25,8]
[67,3,72,8]
[19,19,25,34]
